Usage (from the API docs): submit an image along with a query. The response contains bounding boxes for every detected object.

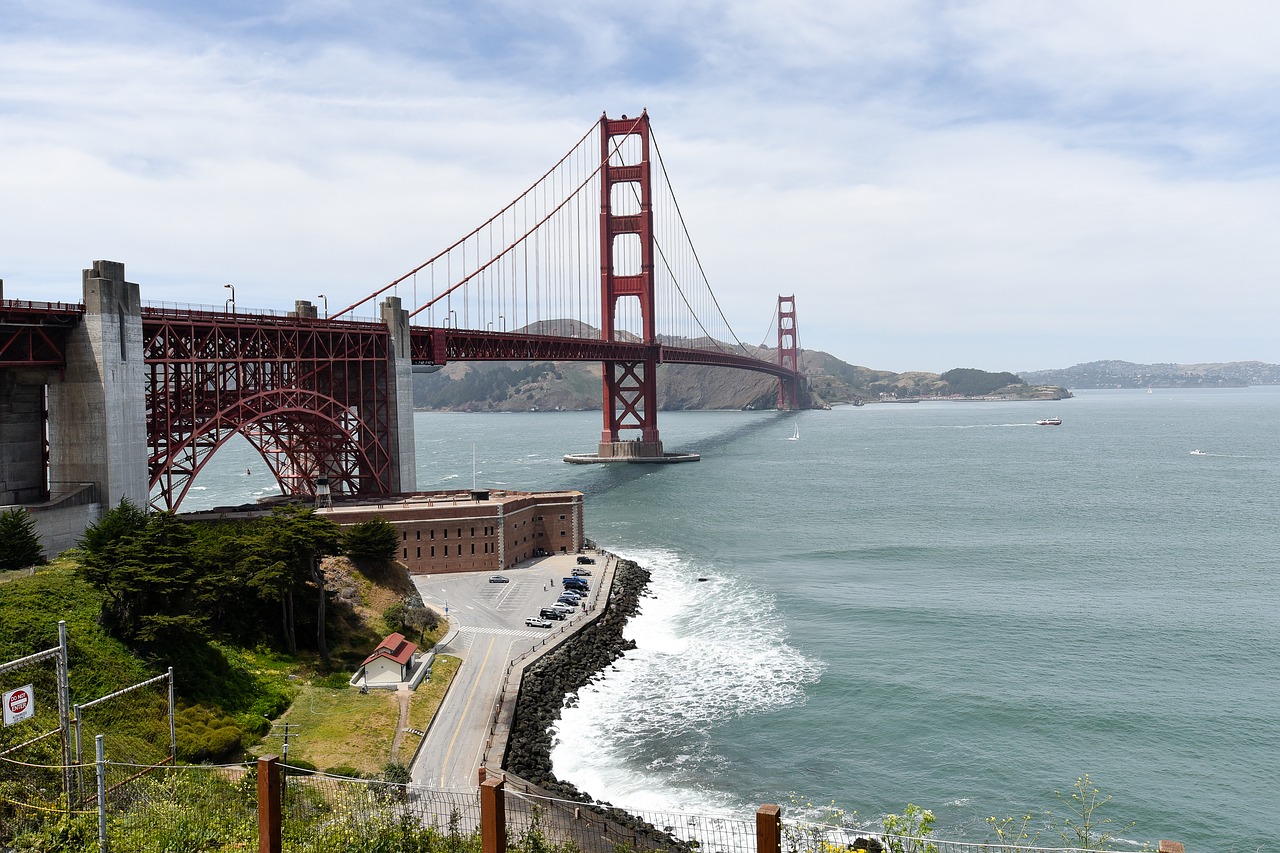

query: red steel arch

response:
[143,307,395,511]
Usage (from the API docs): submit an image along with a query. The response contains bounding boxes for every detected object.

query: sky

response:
[3,0,1280,373]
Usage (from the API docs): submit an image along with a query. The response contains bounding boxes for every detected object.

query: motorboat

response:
[1189,449,1208,456]
[1035,417,1062,426]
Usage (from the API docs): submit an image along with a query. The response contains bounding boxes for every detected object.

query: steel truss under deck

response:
[143,308,395,511]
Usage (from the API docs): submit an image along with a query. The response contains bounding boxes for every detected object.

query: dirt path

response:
[390,687,411,763]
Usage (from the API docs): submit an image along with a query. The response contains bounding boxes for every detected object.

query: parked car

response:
[571,568,592,577]
[555,596,579,608]
[551,603,574,614]
[489,575,510,583]
[539,607,566,620]
[525,617,551,628]
[576,556,596,565]
[559,589,584,600]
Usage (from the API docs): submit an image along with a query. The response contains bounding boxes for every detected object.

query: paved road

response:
[409,552,605,790]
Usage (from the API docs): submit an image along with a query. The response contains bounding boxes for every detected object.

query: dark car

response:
[489,575,510,583]
[539,607,566,620]
[576,556,596,565]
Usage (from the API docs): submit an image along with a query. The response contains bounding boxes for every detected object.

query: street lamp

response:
[448,309,457,329]
[486,321,493,332]
[317,293,327,319]
[499,314,505,332]
[223,283,235,314]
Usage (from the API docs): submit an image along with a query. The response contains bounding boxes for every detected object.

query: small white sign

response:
[3,684,35,726]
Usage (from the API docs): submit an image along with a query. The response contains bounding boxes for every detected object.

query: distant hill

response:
[412,324,1071,410]
[1019,360,1280,389]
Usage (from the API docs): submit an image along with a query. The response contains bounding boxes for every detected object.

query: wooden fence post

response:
[481,776,507,853]
[258,755,282,853]
[757,804,782,853]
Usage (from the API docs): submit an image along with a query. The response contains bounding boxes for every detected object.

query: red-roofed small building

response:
[357,632,419,687]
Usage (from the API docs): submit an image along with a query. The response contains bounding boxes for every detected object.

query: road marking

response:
[459,626,552,640]
[438,635,495,788]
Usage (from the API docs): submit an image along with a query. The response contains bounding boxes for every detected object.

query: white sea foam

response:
[551,547,824,816]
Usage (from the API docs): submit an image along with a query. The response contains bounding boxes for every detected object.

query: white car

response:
[525,617,551,628]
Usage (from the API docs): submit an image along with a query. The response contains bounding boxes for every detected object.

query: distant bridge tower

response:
[597,111,663,459]
[777,294,802,410]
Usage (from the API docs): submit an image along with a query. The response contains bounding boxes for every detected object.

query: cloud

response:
[2,0,1279,370]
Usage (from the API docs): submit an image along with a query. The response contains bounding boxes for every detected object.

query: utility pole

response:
[263,721,301,770]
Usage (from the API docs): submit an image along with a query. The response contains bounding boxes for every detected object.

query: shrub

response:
[176,704,246,762]
[314,671,353,689]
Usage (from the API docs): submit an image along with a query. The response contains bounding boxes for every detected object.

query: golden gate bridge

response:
[0,112,805,515]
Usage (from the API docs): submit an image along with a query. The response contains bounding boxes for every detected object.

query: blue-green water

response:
[186,389,1280,850]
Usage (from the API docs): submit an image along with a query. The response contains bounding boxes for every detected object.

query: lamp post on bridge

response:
[317,293,327,319]
[486,321,493,333]
[500,314,505,332]
[223,283,235,314]
[449,309,457,329]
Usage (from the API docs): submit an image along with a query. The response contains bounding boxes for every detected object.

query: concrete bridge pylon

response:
[46,260,149,512]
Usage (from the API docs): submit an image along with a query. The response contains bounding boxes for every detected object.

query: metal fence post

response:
[481,775,506,853]
[167,667,176,765]
[756,804,782,853]
[58,620,74,813]
[258,755,282,853]
[73,702,83,802]
[95,735,106,853]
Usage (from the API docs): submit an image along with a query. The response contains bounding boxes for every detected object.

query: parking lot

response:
[408,549,609,789]
[411,551,602,635]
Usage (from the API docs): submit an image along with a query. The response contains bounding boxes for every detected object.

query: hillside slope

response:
[413,345,1070,411]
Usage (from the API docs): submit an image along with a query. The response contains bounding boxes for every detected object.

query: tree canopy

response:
[941,368,1026,396]
[78,500,342,666]
[0,508,45,571]
[342,517,399,562]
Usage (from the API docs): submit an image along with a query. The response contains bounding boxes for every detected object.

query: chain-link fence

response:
[1,757,1174,853]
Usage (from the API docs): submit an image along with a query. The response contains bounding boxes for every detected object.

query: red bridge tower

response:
[597,112,664,460]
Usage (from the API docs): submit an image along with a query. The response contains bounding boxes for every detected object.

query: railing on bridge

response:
[2,113,807,512]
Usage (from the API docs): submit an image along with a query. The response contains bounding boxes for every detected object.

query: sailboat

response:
[787,422,800,441]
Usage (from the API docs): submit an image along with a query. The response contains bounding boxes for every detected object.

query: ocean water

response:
[184,389,1280,851]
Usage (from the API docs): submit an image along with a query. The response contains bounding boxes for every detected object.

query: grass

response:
[2,550,457,775]
[408,654,461,733]
[256,652,461,775]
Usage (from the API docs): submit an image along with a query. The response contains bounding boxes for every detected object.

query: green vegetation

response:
[343,517,400,561]
[3,500,444,770]
[8,765,590,853]
[1053,774,1135,851]
[939,368,1026,396]
[0,507,46,570]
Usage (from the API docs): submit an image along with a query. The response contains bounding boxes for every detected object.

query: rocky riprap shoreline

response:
[504,557,648,796]
[502,559,692,852]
